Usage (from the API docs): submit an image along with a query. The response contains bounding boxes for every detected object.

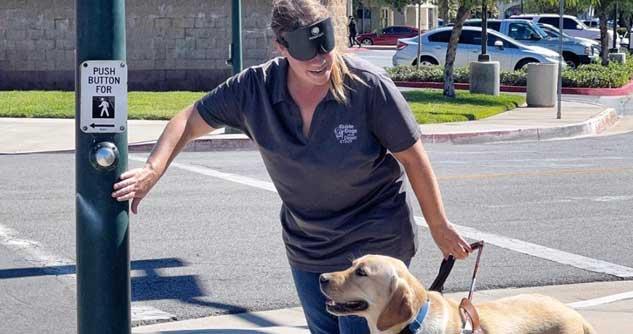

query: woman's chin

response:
[306,70,331,85]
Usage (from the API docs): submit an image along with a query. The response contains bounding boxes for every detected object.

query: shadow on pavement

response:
[0,257,287,327]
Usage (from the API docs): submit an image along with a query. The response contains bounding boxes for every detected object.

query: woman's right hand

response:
[112,164,160,214]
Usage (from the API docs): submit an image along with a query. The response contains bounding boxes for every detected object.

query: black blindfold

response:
[278,18,336,61]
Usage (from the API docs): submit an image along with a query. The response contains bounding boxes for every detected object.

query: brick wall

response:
[0,0,348,91]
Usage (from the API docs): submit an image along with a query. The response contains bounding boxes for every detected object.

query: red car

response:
[356,26,420,45]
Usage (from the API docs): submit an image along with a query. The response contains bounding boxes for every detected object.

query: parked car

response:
[355,26,419,45]
[583,19,599,28]
[538,23,601,60]
[392,26,562,72]
[510,14,613,47]
[462,19,598,68]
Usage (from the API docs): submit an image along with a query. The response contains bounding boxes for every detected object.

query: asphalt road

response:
[1,132,632,333]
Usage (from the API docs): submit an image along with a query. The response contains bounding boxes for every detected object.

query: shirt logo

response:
[311,26,320,35]
[334,124,358,144]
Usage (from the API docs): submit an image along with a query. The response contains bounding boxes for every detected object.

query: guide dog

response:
[319,254,595,334]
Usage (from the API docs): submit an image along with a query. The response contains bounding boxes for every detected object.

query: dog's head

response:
[319,255,427,331]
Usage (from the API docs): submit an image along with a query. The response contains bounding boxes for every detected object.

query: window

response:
[488,22,501,31]
[538,17,560,28]
[459,30,482,45]
[563,18,580,29]
[393,27,409,34]
[508,22,538,40]
[382,27,395,34]
[428,30,451,43]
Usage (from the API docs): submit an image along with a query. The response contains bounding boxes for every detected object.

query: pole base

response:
[478,54,490,62]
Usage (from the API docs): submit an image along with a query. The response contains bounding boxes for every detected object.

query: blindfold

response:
[277,17,336,61]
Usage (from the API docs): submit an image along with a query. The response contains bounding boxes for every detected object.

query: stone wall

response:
[0,0,347,91]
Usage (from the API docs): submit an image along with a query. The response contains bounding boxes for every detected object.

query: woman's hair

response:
[271,0,365,105]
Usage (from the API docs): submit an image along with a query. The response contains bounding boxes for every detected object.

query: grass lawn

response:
[403,90,526,124]
[0,91,206,120]
[0,90,525,123]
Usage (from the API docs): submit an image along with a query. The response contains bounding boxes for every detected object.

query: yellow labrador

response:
[319,254,595,334]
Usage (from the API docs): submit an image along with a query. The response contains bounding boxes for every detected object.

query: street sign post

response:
[75,0,130,333]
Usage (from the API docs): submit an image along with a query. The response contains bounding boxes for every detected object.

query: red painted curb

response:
[394,80,633,96]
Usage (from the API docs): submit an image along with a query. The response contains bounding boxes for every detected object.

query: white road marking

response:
[130,156,633,306]
[0,224,175,323]
[414,217,633,279]
[567,291,633,309]
[129,156,277,193]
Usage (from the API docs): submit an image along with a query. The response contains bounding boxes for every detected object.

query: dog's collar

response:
[399,299,431,334]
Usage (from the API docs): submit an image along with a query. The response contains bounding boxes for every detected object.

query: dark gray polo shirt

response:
[196,55,421,272]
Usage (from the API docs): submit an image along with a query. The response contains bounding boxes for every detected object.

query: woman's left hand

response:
[428,222,472,260]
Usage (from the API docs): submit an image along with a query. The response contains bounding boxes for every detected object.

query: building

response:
[353,1,438,33]
[0,0,348,91]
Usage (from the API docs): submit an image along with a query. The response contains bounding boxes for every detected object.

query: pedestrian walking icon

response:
[92,96,115,119]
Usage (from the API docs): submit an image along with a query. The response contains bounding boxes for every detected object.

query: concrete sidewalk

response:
[132,280,633,333]
[0,99,625,154]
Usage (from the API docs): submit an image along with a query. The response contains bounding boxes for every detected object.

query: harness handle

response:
[429,240,484,294]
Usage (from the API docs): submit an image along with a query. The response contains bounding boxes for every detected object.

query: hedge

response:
[387,55,633,89]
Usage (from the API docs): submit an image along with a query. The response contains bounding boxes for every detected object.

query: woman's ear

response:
[273,39,287,56]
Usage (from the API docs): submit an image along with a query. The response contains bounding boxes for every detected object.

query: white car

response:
[392,26,562,72]
[510,14,613,47]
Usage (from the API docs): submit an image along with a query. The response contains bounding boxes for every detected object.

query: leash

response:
[428,241,485,334]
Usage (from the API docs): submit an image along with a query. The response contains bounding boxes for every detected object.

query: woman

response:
[112,0,471,333]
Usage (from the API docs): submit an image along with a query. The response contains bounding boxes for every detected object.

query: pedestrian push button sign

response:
[80,61,127,133]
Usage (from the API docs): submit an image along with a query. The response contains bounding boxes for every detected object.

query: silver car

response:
[392,26,563,72]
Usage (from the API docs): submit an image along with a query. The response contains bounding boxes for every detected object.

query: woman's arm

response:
[112,104,214,214]
[392,139,471,259]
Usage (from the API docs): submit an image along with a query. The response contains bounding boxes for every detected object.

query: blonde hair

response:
[271,0,364,104]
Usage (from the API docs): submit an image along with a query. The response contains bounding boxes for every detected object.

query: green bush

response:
[387,55,633,88]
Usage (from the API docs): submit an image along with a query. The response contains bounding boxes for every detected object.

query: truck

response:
[463,18,599,68]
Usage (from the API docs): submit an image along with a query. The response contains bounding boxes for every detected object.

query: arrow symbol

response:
[90,123,115,128]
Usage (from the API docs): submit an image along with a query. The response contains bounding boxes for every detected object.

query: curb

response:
[0,107,619,155]
[395,80,633,96]
[418,108,618,144]
[128,135,256,153]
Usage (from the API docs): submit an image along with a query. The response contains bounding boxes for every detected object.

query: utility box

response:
[608,52,626,64]
[527,63,558,108]
[469,61,500,96]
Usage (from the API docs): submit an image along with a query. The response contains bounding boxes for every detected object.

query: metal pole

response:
[520,0,524,14]
[232,0,243,74]
[76,0,130,333]
[226,0,243,134]
[611,1,618,52]
[417,0,422,69]
[479,0,489,61]
[557,0,563,119]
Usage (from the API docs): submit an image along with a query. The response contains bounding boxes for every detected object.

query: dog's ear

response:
[377,278,415,331]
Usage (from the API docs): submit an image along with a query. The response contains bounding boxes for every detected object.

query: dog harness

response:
[399,299,431,334]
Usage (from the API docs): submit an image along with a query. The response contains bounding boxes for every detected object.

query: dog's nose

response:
[319,274,330,286]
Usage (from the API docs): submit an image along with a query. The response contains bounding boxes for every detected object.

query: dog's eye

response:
[355,267,367,277]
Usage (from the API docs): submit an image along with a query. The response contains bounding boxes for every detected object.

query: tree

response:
[443,1,475,97]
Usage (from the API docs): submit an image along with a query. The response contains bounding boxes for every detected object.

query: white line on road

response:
[567,291,633,309]
[413,217,633,279]
[141,155,633,281]
[0,223,175,323]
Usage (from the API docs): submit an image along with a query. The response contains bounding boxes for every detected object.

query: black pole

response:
[611,1,618,52]
[479,0,489,61]
[232,0,243,74]
[76,0,130,333]
[520,0,524,14]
